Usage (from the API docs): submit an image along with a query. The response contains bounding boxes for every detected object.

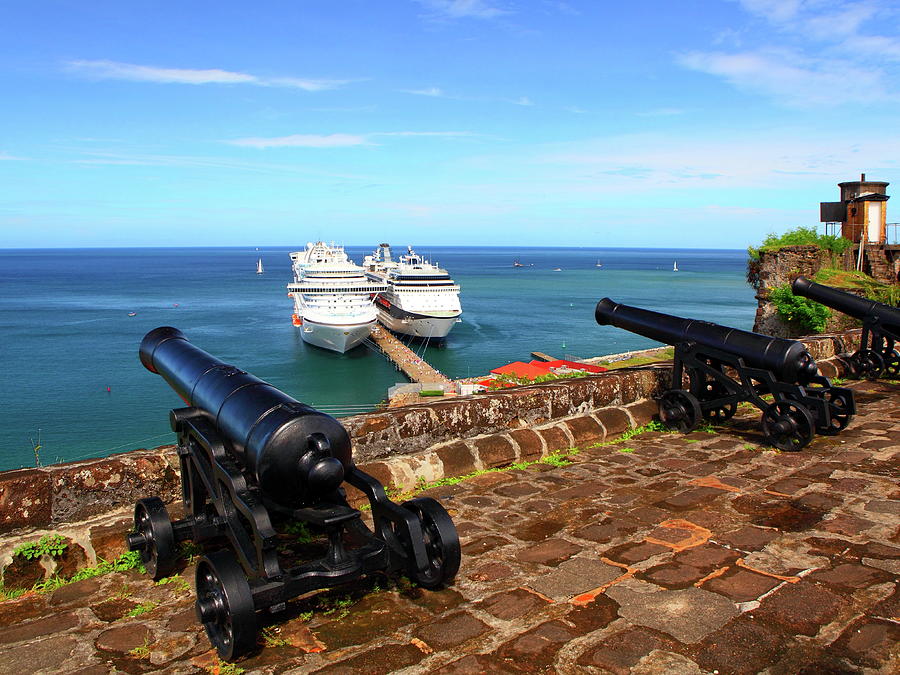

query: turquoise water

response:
[0,247,755,469]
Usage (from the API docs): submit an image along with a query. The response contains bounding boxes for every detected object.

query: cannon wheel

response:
[659,389,702,432]
[761,402,815,451]
[857,349,885,379]
[884,350,900,378]
[400,497,461,589]
[697,381,737,422]
[819,390,853,435]
[131,497,177,581]
[195,550,257,661]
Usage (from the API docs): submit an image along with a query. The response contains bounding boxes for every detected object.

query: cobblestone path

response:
[0,380,897,674]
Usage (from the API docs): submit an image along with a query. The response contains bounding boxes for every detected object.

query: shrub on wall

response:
[768,284,831,333]
[747,226,853,261]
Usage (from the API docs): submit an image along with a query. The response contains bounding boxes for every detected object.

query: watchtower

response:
[820,173,890,244]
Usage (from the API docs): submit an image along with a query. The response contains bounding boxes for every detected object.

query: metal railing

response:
[888,223,899,245]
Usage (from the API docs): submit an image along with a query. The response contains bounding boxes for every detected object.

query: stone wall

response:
[751,245,840,337]
[0,332,858,585]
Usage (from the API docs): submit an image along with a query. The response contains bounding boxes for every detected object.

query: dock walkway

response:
[368,325,452,386]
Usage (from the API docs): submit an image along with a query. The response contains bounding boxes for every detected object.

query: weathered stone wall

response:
[0,332,858,586]
[751,245,840,337]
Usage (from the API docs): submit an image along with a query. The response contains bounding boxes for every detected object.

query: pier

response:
[368,324,453,386]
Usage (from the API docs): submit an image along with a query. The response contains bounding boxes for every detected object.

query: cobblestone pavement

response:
[0,380,897,674]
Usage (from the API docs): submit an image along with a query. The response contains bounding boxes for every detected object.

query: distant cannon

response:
[595,299,855,451]
[791,276,900,379]
[127,327,460,659]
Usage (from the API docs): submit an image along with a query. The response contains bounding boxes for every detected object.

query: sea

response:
[0,246,755,471]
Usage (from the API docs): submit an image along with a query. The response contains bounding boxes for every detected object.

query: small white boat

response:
[256,257,264,274]
[673,261,678,272]
[596,260,603,268]
[513,259,523,268]
[127,311,137,317]
[553,268,562,272]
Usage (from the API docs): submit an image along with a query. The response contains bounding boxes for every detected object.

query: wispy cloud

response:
[0,152,26,161]
[401,87,446,97]
[227,130,479,148]
[65,60,349,91]
[228,134,368,149]
[678,48,888,106]
[680,1,900,106]
[510,96,534,106]
[526,130,900,192]
[416,0,510,20]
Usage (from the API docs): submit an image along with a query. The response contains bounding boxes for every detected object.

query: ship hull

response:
[299,318,375,353]
[376,302,460,339]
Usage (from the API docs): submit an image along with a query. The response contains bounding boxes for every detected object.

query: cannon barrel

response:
[792,276,900,330]
[595,298,819,383]
[139,326,351,505]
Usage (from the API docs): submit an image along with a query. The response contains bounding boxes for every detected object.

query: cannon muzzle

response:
[140,327,351,505]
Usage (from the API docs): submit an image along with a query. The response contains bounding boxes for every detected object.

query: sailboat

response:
[595,260,603,268]
[256,257,264,274]
[673,261,678,272]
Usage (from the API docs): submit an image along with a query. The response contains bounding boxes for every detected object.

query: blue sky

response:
[2,0,899,248]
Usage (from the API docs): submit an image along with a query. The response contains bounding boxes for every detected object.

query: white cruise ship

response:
[287,242,387,353]
[363,244,461,339]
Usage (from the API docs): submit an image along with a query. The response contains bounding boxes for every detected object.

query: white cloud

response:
[739,0,805,24]
[65,60,349,91]
[511,96,534,106]
[417,0,509,20]
[227,130,480,148]
[684,1,900,106]
[485,129,900,196]
[0,152,25,160]
[678,48,890,106]
[228,134,368,149]
[402,87,446,97]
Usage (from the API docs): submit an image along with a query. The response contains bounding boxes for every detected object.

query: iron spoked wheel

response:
[698,381,737,422]
[658,389,702,432]
[128,497,177,581]
[884,350,900,378]
[195,550,257,661]
[761,402,815,451]
[856,349,885,379]
[819,390,854,435]
[400,497,461,590]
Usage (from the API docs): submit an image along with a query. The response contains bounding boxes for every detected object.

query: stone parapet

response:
[0,331,858,545]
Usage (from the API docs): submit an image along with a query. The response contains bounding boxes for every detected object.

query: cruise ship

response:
[287,242,387,353]
[363,244,462,339]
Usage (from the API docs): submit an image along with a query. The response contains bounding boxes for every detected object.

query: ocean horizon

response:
[0,245,756,470]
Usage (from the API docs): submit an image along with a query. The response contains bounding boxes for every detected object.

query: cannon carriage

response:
[595,299,855,451]
[791,276,900,379]
[127,327,460,659]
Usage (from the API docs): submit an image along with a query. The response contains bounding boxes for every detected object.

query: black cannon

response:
[127,327,460,659]
[595,299,855,451]
[791,276,900,379]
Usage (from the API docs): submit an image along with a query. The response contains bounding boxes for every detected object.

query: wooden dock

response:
[531,351,557,362]
[368,325,452,385]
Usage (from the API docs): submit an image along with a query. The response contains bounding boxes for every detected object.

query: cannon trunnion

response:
[595,299,855,451]
[128,327,461,660]
[791,276,900,379]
